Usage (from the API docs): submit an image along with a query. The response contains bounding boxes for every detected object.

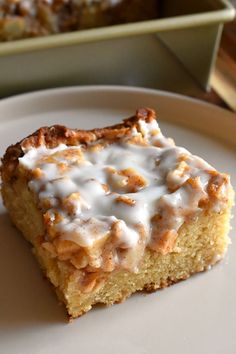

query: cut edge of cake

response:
[1,108,234,319]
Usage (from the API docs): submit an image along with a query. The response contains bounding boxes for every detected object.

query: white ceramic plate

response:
[0,86,235,354]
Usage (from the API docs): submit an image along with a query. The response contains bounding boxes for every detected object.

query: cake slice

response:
[1,108,234,319]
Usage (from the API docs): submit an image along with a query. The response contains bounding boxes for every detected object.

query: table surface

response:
[196,11,236,111]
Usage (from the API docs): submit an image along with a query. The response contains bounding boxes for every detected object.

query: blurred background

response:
[0,0,235,110]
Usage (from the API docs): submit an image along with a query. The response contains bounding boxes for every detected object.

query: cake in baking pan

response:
[0,0,159,41]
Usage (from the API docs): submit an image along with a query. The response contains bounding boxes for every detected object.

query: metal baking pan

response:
[0,0,235,97]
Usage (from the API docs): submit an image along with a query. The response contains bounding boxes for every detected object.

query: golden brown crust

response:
[1,108,155,183]
[1,106,232,212]
[1,106,234,319]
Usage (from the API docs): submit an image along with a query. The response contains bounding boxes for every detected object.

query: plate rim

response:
[0,84,236,354]
[0,85,235,117]
[1,85,235,151]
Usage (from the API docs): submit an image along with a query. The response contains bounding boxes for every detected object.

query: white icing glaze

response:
[19,118,229,271]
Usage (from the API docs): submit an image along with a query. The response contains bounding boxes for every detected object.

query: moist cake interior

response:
[1,108,234,318]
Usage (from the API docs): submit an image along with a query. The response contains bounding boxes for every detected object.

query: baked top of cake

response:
[0,0,159,41]
[2,108,231,276]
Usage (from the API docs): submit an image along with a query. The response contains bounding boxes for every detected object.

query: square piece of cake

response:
[1,108,234,319]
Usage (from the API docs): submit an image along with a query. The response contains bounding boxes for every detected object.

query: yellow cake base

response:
[2,179,233,318]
